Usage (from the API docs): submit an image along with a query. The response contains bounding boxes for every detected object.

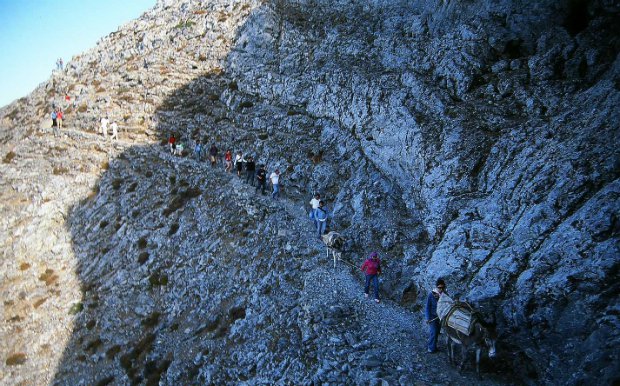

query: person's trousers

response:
[272,183,279,199]
[364,274,379,300]
[246,171,255,186]
[257,180,266,194]
[317,219,327,237]
[427,319,441,352]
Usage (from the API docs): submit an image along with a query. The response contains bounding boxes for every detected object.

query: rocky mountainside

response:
[1,0,618,384]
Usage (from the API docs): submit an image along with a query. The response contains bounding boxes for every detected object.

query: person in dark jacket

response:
[245,156,256,186]
[425,278,446,353]
[209,144,218,166]
[256,165,267,195]
[361,252,382,303]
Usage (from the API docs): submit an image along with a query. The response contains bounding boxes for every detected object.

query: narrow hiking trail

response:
[190,152,515,385]
[2,124,514,385]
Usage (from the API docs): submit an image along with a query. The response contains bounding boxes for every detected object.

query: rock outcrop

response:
[1,0,618,384]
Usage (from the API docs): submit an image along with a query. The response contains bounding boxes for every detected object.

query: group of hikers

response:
[50,107,64,135]
[165,132,450,357]
[167,134,285,200]
[99,116,119,140]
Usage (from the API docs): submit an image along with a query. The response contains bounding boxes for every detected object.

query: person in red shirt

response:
[168,134,176,154]
[57,109,64,129]
[361,252,382,303]
[224,150,232,172]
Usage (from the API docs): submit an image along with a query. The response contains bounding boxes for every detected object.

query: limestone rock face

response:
[1,0,618,385]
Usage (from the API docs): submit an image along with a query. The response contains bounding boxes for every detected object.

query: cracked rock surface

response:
[1,0,618,384]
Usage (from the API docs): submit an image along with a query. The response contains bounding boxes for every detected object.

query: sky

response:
[0,0,156,107]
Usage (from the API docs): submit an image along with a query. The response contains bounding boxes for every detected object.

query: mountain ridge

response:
[1,0,618,384]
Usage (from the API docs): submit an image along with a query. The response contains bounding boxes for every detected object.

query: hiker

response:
[168,134,176,154]
[425,278,446,353]
[57,109,64,129]
[100,116,109,138]
[315,200,329,238]
[256,165,267,195]
[194,140,202,161]
[110,121,119,140]
[245,156,256,186]
[309,193,321,227]
[224,150,233,172]
[175,142,184,156]
[234,151,245,177]
[361,252,382,303]
[269,169,281,199]
[51,109,58,128]
[209,143,218,166]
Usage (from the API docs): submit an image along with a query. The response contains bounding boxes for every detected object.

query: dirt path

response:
[242,176,516,385]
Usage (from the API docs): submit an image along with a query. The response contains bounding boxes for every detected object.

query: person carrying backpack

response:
[361,252,382,303]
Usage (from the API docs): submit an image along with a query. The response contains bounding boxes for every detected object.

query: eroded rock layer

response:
[1,0,618,384]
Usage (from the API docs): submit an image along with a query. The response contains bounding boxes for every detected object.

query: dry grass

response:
[39,269,59,286]
[3,151,16,163]
[6,353,27,366]
[33,297,48,309]
[53,166,70,175]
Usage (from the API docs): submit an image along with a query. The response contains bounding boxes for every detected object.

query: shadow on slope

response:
[50,1,412,384]
[51,3,324,385]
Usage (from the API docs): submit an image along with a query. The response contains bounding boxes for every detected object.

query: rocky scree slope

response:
[0,0,619,384]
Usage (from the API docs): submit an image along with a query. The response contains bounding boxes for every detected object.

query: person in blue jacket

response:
[194,139,202,161]
[315,200,329,239]
[425,278,446,353]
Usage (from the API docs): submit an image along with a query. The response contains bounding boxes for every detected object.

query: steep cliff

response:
[1,0,618,384]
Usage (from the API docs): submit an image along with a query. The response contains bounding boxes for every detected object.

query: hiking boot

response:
[364,293,369,298]
[375,299,380,303]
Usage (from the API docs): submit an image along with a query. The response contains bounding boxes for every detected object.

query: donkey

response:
[444,314,497,378]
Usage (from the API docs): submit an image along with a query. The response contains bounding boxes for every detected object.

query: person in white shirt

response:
[110,122,119,140]
[100,116,109,138]
[234,152,246,177]
[309,193,321,226]
[270,169,281,199]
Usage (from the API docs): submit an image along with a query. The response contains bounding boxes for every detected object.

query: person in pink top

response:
[57,109,64,129]
[361,252,382,303]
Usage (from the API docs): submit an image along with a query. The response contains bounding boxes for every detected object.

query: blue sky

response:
[0,0,155,107]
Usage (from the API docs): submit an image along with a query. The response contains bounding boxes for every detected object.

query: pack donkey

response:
[438,294,497,378]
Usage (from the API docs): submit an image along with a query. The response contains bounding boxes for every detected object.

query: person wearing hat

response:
[425,278,446,353]
[361,252,382,303]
